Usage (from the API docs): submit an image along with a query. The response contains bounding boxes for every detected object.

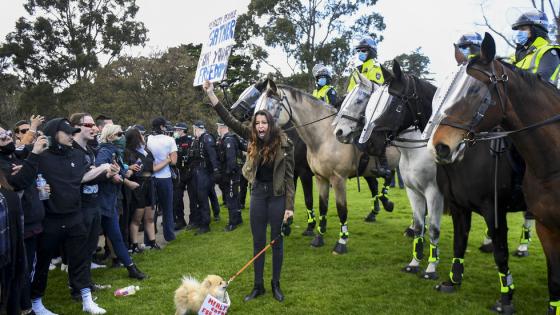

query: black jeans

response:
[250,181,285,285]
[20,235,38,310]
[31,220,90,299]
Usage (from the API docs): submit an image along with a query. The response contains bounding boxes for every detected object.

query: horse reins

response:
[275,89,338,132]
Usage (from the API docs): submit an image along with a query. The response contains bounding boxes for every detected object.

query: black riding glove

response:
[281,216,293,237]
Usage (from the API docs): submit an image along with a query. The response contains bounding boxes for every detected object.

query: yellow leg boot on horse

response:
[435,258,464,293]
[332,222,348,255]
[310,215,326,247]
[491,271,515,315]
[302,208,317,236]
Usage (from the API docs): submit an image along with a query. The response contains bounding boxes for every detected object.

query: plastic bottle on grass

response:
[114,285,139,296]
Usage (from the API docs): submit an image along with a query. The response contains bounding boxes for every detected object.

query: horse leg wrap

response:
[519,226,531,245]
[372,197,380,214]
[549,301,560,315]
[499,271,515,296]
[428,243,439,263]
[339,222,349,239]
[449,258,464,284]
[306,209,316,225]
[317,215,327,235]
[412,237,424,261]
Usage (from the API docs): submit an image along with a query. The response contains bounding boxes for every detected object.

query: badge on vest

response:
[376,73,381,80]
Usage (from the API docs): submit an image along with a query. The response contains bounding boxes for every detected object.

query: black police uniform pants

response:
[239,175,248,209]
[250,181,285,285]
[223,173,242,225]
[186,175,200,226]
[194,167,214,228]
[173,178,188,225]
[31,220,90,299]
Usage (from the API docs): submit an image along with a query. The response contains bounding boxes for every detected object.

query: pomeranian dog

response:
[174,274,228,315]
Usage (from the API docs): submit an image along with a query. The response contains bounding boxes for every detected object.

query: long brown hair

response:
[247,110,282,165]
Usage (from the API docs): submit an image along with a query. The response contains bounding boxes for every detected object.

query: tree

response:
[479,0,559,47]
[382,47,432,80]
[238,0,385,88]
[1,0,148,87]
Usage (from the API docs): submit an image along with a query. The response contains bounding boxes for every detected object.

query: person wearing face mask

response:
[188,121,220,235]
[95,124,146,281]
[203,80,295,303]
[455,33,482,62]
[311,64,338,107]
[347,36,384,92]
[510,9,560,85]
[0,126,48,315]
[31,118,114,315]
[172,122,192,230]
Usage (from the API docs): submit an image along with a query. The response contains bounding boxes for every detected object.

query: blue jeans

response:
[101,214,132,266]
[154,177,176,241]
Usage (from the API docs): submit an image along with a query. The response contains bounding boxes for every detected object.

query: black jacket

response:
[73,141,103,209]
[0,149,44,238]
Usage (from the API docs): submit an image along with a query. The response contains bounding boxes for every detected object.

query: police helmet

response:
[312,64,332,78]
[355,36,377,51]
[512,9,549,32]
[456,33,482,48]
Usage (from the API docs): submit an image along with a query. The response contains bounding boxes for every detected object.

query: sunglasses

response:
[0,130,13,141]
[18,128,29,134]
[79,123,96,128]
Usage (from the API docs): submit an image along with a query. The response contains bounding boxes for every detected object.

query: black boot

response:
[127,263,146,280]
[271,280,284,302]
[243,283,265,302]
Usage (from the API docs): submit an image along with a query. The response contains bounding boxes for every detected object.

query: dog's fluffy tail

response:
[181,275,200,288]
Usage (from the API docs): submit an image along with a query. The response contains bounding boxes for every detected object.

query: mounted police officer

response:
[172,122,193,230]
[510,9,560,85]
[349,36,391,181]
[216,121,243,231]
[456,32,482,61]
[312,64,338,107]
[189,120,220,235]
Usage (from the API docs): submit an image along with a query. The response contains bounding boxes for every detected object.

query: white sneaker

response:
[51,256,62,265]
[33,306,58,315]
[90,262,106,269]
[49,263,56,271]
[60,263,68,272]
[83,301,106,314]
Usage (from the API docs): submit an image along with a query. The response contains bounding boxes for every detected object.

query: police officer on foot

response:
[190,120,220,235]
[172,122,192,230]
[216,121,243,232]
[311,64,338,107]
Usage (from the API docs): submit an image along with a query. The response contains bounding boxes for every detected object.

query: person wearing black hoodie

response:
[0,125,48,315]
[31,118,112,315]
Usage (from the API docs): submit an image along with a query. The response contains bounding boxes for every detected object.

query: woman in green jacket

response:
[203,80,295,302]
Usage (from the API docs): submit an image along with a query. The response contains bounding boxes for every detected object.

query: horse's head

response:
[332,72,374,144]
[230,78,268,121]
[253,79,292,127]
[429,32,507,164]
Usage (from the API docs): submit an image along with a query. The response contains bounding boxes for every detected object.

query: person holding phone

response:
[203,80,295,302]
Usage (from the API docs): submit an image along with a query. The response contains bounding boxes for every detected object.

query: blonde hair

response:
[99,124,122,143]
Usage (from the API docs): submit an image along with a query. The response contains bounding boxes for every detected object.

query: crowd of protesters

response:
[0,112,247,315]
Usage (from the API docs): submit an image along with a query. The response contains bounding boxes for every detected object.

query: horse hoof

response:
[490,300,515,314]
[364,211,377,222]
[434,281,459,293]
[302,229,315,237]
[420,271,438,280]
[401,265,420,274]
[310,235,324,247]
[479,243,494,253]
[403,227,414,238]
[332,242,348,255]
[513,250,529,257]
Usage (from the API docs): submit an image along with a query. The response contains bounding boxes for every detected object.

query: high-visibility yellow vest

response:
[312,85,334,104]
[510,37,560,84]
[347,59,384,92]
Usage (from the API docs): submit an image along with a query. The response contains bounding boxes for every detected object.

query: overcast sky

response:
[0,0,553,84]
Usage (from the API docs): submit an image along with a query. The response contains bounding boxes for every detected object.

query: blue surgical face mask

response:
[317,77,327,87]
[358,52,368,62]
[459,47,470,58]
[514,30,529,45]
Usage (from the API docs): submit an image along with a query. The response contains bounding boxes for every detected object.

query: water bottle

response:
[114,285,139,297]
[36,174,49,200]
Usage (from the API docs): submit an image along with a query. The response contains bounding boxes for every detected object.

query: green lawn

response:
[44,179,548,314]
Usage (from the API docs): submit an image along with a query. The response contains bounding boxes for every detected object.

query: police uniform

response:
[511,37,560,84]
[312,64,339,107]
[172,122,193,229]
[216,127,243,230]
[347,58,385,92]
[237,137,249,209]
[189,121,220,234]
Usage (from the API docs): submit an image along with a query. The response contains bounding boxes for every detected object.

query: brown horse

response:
[429,32,560,313]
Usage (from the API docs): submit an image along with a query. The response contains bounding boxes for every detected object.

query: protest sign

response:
[198,293,230,315]
[193,10,238,86]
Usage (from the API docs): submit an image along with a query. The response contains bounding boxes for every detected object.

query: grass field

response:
[44,179,548,314]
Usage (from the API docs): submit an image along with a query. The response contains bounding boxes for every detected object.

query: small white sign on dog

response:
[198,293,230,315]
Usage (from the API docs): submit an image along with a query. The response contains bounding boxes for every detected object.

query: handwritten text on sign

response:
[198,294,230,315]
[193,10,237,86]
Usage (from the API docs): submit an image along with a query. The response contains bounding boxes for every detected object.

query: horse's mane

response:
[498,59,560,96]
[277,84,338,114]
